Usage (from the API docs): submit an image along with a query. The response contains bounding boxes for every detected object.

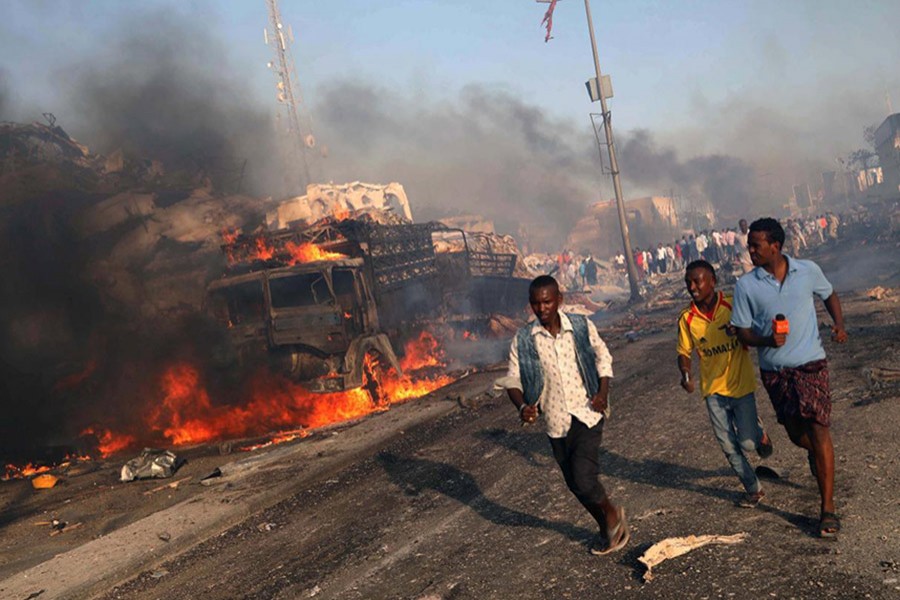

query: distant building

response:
[566,196,679,258]
[856,166,883,193]
[874,113,900,197]
[793,184,812,209]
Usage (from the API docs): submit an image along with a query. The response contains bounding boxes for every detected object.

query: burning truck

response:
[205,215,532,395]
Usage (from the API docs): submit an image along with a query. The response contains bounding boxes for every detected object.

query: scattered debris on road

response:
[143,476,192,496]
[120,449,181,482]
[862,366,900,388]
[865,286,891,300]
[30,474,59,490]
[35,519,85,537]
[638,532,749,582]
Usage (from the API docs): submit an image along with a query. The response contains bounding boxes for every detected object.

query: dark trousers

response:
[548,416,607,505]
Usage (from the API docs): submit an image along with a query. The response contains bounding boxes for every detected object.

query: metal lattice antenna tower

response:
[265,0,315,192]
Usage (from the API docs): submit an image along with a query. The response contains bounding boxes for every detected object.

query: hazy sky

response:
[2,0,899,220]
[3,1,898,141]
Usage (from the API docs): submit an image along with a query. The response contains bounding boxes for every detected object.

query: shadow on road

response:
[476,428,816,536]
[377,451,594,542]
[475,427,549,467]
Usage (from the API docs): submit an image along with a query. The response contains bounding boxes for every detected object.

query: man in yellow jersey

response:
[677,260,773,507]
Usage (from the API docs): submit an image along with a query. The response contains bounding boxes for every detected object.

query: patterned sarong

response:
[760,359,831,427]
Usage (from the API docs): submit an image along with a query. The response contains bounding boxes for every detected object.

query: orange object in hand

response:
[773,313,790,335]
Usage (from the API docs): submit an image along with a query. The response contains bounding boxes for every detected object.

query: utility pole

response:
[581,0,640,301]
[538,0,640,301]
[265,0,316,194]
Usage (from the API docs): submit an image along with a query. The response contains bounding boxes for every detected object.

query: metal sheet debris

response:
[120,448,181,482]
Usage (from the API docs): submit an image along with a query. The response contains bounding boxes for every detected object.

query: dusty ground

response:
[2,239,899,600]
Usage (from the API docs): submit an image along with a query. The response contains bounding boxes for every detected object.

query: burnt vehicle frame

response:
[205,219,529,393]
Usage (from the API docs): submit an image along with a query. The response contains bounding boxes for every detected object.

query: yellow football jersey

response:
[677,292,756,398]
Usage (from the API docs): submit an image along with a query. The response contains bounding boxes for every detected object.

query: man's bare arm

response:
[677,354,694,393]
[823,292,848,343]
[507,388,537,423]
[590,376,610,412]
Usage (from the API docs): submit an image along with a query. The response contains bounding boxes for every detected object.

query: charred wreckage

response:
[205,216,531,394]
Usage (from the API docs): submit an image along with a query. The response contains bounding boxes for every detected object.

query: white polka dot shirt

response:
[504,312,614,438]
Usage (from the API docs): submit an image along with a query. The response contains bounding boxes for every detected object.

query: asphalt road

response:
[2,240,897,600]
[94,283,899,600]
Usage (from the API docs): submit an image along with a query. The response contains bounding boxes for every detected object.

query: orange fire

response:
[2,452,93,481]
[283,241,348,265]
[0,331,458,473]
[143,352,451,450]
[399,331,445,371]
[142,330,454,449]
[2,463,52,481]
[220,228,240,245]
[239,428,309,452]
[462,330,478,341]
[221,228,241,263]
[254,236,275,261]
[81,426,136,458]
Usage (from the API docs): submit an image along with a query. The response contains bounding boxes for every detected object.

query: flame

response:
[81,426,136,458]
[239,428,309,452]
[2,463,52,481]
[367,332,454,404]
[2,452,93,481]
[221,228,241,263]
[145,331,454,449]
[399,331,445,371]
[5,331,458,467]
[462,330,478,341]
[146,363,393,447]
[221,228,240,245]
[283,241,348,265]
[254,236,275,261]
[380,370,454,403]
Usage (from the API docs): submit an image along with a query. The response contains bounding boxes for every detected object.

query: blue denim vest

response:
[515,313,600,406]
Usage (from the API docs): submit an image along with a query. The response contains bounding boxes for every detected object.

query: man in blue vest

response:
[497,275,628,555]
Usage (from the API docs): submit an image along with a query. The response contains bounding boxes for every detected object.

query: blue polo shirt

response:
[730,256,833,371]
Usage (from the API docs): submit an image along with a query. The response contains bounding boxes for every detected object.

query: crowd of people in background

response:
[539,211,846,292]
[616,212,844,283]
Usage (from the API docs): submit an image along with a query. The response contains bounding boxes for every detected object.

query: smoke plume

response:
[616,129,762,217]
[61,11,280,196]
[312,81,600,247]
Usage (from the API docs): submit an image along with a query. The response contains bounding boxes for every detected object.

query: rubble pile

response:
[1,119,280,317]
[0,120,94,171]
[267,181,414,229]
[433,231,533,278]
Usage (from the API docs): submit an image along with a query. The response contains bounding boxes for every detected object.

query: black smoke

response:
[616,129,762,218]
[62,10,281,196]
[313,81,600,249]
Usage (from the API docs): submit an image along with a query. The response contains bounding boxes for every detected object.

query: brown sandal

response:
[591,507,630,555]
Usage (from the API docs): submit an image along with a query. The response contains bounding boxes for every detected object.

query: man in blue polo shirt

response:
[730,218,848,539]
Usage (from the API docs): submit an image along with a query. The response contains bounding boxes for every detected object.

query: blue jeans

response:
[706,393,763,493]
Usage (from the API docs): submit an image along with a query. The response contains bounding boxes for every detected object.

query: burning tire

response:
[362,350,389,409]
